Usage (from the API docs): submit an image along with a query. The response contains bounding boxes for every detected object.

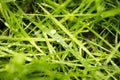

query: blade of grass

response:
[39,4,99,63]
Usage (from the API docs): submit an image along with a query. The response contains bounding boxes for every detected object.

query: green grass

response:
[0,0,120,80]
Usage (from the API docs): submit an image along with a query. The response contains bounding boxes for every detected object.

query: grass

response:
[0,0,120,80]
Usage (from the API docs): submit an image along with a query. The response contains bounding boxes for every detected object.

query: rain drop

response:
[62,44,65,47]
[56,39,60,42]
[50,29,56,35]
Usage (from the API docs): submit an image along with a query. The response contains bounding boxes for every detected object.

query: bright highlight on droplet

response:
[50,29,56,34]
[56,39,60,42]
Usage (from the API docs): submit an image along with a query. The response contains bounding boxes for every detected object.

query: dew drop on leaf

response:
[50,29,56,35]
[56,39,60,42]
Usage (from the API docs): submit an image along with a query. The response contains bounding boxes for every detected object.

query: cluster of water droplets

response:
[50,29,60,42]
[49,29,67,47]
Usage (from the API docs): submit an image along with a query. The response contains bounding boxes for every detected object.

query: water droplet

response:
[62,44,65,47]
[56,39,60,42]
[50,29,56,35]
